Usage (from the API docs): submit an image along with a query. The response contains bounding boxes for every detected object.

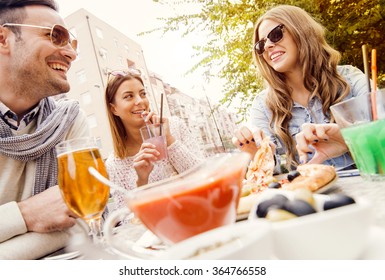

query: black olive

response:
[283,199,316,216]
[323,194,355,211]
[287,170,301,182]
[256,194,289,218]
[268,182,281,189]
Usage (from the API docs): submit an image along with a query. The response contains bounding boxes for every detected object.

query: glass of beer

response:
[56,137,110,245]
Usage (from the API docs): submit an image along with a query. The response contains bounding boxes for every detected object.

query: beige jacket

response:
[0,108,90,259]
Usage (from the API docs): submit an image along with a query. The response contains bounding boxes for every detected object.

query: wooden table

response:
[331,173,385,228]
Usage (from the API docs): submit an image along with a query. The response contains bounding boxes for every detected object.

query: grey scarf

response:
[0,97,79,195]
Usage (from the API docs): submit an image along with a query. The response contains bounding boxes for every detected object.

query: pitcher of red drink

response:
[103,152,250,258]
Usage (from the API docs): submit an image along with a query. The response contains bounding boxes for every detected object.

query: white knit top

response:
[105,116,205,210]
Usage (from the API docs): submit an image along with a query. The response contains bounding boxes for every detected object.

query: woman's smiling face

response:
[110,78,149,128]
[258,19,299,74]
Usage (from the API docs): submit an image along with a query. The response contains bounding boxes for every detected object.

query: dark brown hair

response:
[0,0,58,35]
[105,74,145,159]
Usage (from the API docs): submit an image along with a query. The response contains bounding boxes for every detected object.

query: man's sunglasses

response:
[107,68,142,83]
[2,23,77,51]
[254,24,285,56]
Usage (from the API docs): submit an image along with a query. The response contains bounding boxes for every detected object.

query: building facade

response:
[63,9,238,158]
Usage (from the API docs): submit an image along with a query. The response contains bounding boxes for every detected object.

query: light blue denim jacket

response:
[250,65,369,172]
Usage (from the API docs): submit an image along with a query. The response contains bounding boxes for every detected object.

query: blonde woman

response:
[233,5,368,172]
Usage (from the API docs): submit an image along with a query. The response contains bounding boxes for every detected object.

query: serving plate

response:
[43,250,82,260]
[158,220,272,260]
[105,222,166,260]
[237,172,339,219]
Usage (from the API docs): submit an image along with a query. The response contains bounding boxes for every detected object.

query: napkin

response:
[0,231,70,260]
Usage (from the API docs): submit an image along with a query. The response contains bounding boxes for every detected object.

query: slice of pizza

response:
[242,136,277,195]
[237,138,338,216]
[282,164,337,192]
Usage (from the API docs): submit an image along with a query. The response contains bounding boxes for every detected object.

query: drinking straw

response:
[159,93,164,136]
[371,48,378,121]
[362,45,372,93]
[88,167,131,196]
[141,112,152,137]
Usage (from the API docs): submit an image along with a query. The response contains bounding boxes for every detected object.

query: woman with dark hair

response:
[104,71,204,210]
[232,5,369,172]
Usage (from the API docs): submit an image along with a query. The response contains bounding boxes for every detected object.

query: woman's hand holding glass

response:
[142,111,175,146]
[295,123,349,164]
[133,142,159,186]
[135,111,175,186]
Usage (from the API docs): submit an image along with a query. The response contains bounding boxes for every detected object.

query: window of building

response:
[99,48,108,60]
[87,114,97,129]
[76,69,87,84]
[118,56,124,66]
[124,44,129,53]
[96,137,103,150]
[81,91,92,106]
[95,27,103,39]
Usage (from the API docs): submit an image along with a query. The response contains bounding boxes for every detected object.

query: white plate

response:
[158,220,273,260]
[104,223,385,260]
[43,250,82,260]
[106,224,167,259]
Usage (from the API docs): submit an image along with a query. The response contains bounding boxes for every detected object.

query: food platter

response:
[237,170,339,218]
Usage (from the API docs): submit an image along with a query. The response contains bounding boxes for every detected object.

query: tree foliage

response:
[144,0,385,120]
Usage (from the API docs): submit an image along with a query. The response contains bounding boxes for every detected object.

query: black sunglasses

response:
[2,23,77,51]
[254,24,285,56]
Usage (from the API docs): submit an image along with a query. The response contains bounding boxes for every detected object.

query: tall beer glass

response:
[56,137,110,245]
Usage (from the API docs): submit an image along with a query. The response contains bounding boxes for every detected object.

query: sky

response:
[55,0,227,106]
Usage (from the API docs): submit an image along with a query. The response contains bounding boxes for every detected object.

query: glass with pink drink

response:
[140,123,168,160]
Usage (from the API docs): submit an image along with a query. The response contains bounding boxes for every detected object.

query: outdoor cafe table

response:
[331,174,385,229]
[44,173,385,260]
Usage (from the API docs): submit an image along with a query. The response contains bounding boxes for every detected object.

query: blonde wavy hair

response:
[253,5,350,170]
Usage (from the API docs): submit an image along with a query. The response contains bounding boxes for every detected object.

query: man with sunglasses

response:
[0,0,90,259]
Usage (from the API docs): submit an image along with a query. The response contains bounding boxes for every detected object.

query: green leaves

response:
[145,0,385,120]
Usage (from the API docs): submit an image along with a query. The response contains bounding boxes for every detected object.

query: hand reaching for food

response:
[295,123,349,164]
[232,126,275,158]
